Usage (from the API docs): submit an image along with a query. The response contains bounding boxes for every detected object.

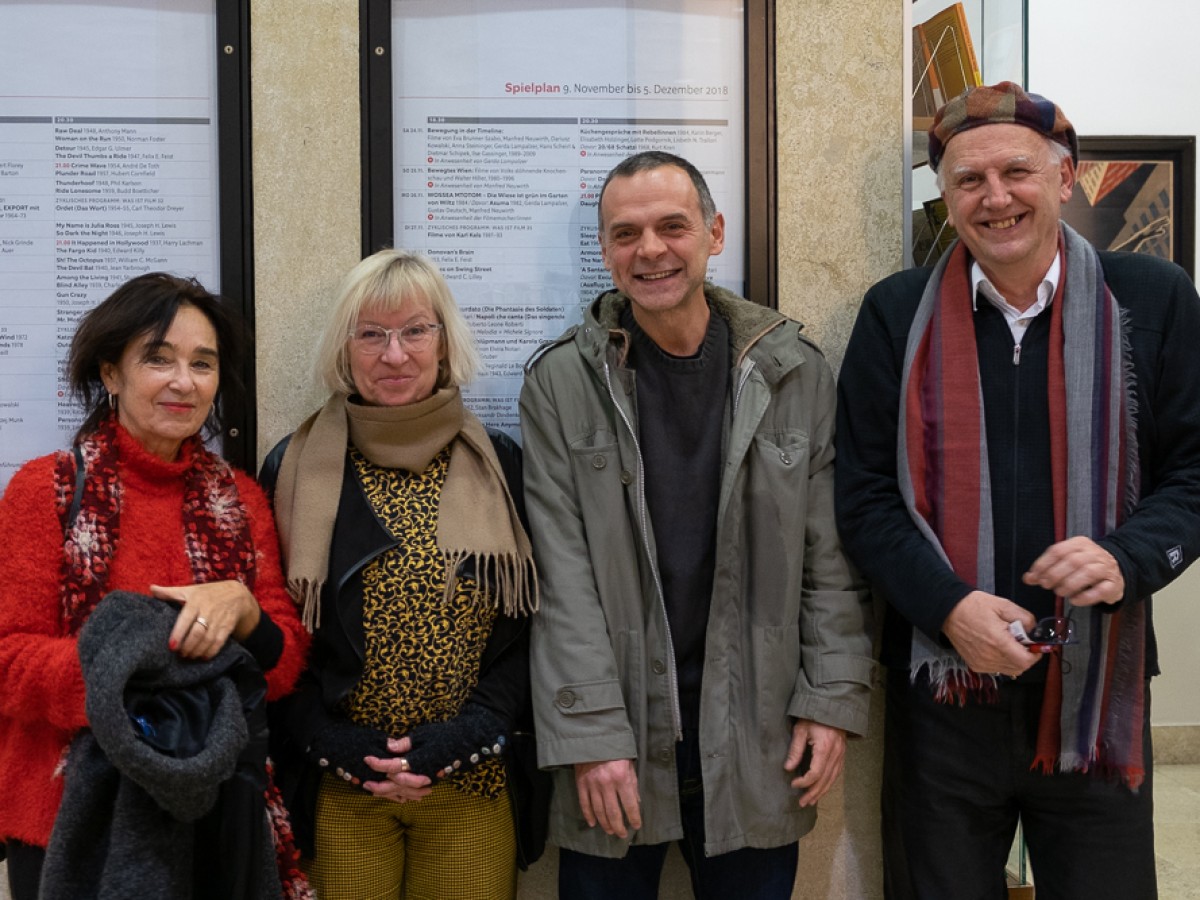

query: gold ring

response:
[195,616,210,629]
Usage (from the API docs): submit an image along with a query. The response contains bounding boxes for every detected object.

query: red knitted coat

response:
[0,427,310,847]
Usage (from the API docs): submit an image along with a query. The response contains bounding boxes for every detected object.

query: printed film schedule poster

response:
[392,0,745,432]
[0,0,220,489]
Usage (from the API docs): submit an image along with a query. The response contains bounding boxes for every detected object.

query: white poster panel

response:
[0,0,219,489]
[393,0,744,434]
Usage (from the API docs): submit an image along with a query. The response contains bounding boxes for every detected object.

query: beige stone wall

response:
[776,0,903,375]
[774,2,899,897]
[252,0,363,458]
[250,1,903,897]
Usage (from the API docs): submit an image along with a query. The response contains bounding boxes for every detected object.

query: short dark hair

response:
[597,151,718,233]
[68,272,248,443]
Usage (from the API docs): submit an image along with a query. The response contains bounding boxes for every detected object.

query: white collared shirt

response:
[971,254,1062,344]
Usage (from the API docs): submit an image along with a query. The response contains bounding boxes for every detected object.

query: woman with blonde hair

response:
[261,249,546,899]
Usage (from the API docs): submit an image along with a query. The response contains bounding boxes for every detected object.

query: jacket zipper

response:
[732,358,755,417]
[603,358,684,742]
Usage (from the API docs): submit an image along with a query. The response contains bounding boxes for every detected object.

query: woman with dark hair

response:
[260,249,546,899]
[65,271,250,443]
[0,272,310,900]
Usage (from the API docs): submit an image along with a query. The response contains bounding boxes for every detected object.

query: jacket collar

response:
[576,283,804,383]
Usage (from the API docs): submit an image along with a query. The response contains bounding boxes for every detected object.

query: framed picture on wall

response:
[1062,136,1195,278]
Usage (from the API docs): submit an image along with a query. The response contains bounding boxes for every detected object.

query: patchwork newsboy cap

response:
[928,81,1078,172]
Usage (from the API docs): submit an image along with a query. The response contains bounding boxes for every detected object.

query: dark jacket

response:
[41,591,279,900]
[835,250,1200,672]
[259,428,548,867]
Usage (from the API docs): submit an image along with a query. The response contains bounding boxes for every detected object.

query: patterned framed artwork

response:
[1063,136,1195,278]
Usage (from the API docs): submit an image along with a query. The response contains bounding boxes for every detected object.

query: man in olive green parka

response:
[519,151,874,900]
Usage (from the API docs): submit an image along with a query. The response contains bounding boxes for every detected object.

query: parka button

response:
[556,689,577,708]
[779,451,792,465]
[651,659,666,675]
[620,469,633,485]
[592,454,607,470]
[658,747,673,763]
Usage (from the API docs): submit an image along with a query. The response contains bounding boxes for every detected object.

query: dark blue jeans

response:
[558,731,799,900]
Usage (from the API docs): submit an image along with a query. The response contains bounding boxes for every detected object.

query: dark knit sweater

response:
[0,426,309,847]
[836,251,1200,672]
[622,305,729,731]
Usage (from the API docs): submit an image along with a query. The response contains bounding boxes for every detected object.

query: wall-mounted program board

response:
[364,0,774,435]
[0,0,253,487]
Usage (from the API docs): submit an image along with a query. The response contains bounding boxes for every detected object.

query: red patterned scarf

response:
[898,224,1146,787]
[53,413,257,633]
[53,415,314,898]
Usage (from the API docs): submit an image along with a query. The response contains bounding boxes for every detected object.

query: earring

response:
[107,392,117,411]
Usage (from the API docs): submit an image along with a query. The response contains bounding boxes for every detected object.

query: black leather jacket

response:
[259,427,547,867]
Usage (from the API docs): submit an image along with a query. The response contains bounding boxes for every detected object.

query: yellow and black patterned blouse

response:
[344,446,504,798]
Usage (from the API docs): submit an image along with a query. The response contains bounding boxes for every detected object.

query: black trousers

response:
[5,840,44,900]
[882,668,1157,900]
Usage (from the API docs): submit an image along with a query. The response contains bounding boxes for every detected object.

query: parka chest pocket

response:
[752,430,809,475]
[749,429,810,527]
[568,431,630,489]
[568,431,638,549]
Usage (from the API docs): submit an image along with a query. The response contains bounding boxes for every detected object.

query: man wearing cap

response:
[836,82,1200,898]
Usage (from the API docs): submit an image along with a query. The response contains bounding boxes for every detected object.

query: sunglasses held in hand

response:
[1009,616,1076,648]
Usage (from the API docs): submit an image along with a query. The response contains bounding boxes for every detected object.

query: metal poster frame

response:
[214,0,256,470]
[0,0,254,478]
[360,0,775,308]
[360,0,774,437]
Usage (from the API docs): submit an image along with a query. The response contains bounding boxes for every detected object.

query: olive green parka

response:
[519,285,873,858]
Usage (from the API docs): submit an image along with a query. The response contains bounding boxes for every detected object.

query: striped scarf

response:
[898,223,1146,787]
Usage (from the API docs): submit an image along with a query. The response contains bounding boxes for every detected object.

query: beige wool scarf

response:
[273,388,537,630]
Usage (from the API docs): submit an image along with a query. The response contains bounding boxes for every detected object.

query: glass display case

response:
[1005,820,1033,895]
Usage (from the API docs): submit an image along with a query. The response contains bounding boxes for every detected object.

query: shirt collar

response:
[971,253,1061,320]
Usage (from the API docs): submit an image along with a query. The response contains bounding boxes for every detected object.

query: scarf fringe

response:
[1032,751,1145,791]
[291,549,539,634]
[264,759,317,899]
[443,550,539,616]
[914,660,1001,707]
[1117,305,1142,513]
[288,578,323,633]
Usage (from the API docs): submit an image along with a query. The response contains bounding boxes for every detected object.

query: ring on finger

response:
[195,616,210,630]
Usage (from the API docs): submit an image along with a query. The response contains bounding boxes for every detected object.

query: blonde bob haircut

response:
[315,249,481,396]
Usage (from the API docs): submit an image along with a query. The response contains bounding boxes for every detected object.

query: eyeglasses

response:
[1010,616,1077,647]
[347,322,443,355]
